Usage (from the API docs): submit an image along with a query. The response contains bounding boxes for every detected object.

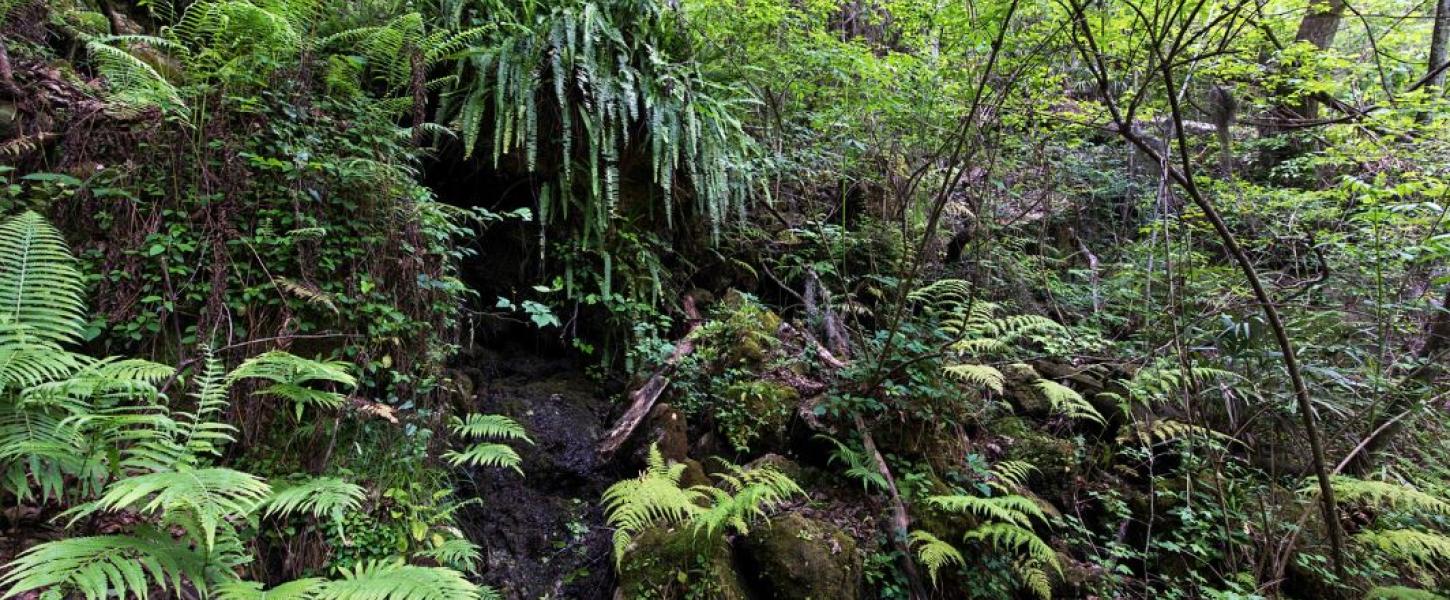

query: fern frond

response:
[0,531,206,600]
[64,467,271,551]
[1305,476,1450,516]
[214,578,326,600]
[442,443,523,472]
[0,212,88,345]
[1365,586,1448,600]
[227,351,356,418]
[261,476,365,522]
[1034,379,1103,424]
[963,522,1062,575]
[817,435,888,492]
[313,559,482,600]
[449,413,531,442]
[415,537,482,573]
[603,445,705,564]
[909,529,964,584]
[927,494,1047,528]
[943,363,1005,394]
[1354,529,1450,571]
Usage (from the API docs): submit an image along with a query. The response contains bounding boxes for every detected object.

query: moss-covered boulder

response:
[617,526,749,600]
[996,417,1078,499]
[739,513,862,600]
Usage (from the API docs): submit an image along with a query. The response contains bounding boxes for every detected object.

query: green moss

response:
[716,380,798,452]
[617,526,749,600]
[740,513,862,600]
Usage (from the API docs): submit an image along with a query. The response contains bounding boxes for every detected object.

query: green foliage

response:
[0,530,206,600]
[261,476,367,522]
[226,351,358,419]
[919,488,1061,598]
[909,529,964,584]
[603,444,802,565]
[0,211,87,345]
[442,412,531,472]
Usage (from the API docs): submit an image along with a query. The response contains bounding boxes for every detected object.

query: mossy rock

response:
[717,380,797,452]
[739,513,862,600]
[617,526,749,600]
[997,417,1077,497]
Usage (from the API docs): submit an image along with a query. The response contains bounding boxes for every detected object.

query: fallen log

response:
[596,295,703,459]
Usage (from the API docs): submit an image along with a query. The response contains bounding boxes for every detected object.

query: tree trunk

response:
[1290,0,1347,121]
[1431,0,1450,89]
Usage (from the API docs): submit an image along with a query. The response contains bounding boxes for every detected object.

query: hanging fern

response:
[435,0,758,253]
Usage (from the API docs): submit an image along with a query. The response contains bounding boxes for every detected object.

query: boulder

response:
[739,513,862,600]
[616,526,749,600]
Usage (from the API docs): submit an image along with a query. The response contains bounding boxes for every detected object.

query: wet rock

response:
[739,512,862,600]
[1002,363,1050,416]
[746,453,803,482]
[633,403,690,466]
[616,526,749,600]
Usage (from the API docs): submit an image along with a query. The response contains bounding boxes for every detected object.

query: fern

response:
[414,537,482,573]
[312,559,484,600]
[214,578,326,600]
[925,488,1062,595]
[63,467,271,551]
[1366,586,1449,600]
[942,363,1006,394]
[1306,476,1450,516]
[1355,529,1450,572]
[603,445,705,563]
[602,444,802,565]
[818,434,888,492]
[0,530,206,600]
[910,529,965,584]
[691,459,805,539]
[261,476,366,522]
[1033,379,1104,424]
[927,493,1048,529]
[227,350,357,419]
[443,413,531,472]
[0,212,87,345]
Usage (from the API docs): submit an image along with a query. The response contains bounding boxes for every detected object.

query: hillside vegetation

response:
[1,0,1448,597]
